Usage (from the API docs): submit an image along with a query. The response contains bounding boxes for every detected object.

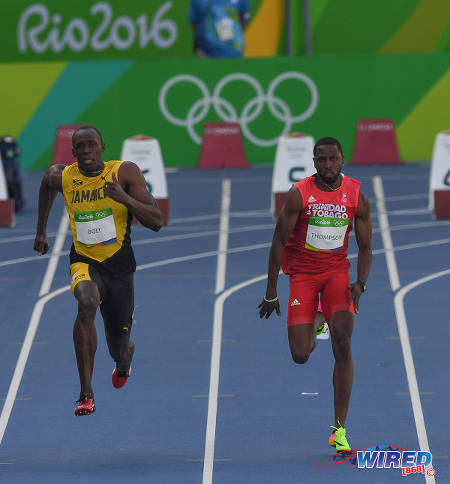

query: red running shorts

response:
[287,269,355,327]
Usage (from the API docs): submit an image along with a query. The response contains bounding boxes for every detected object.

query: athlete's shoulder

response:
[295,175,315,190]
[114,160,144,186]
[61,162,77,174]
[60,162,78,183]
[342,175,362,189]
[105,160,122,168]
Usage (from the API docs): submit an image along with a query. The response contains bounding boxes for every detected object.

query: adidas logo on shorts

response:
[290,298,301,306]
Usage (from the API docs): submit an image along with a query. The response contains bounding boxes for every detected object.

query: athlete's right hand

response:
[258,297,281,319]
[33,234,49,256]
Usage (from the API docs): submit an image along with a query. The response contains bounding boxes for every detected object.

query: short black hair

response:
[72,125,104,144]
[313,137,343,156]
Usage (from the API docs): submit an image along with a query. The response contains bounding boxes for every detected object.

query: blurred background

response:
[0,0,448,174]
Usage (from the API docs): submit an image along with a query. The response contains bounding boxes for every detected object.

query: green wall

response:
[0,0,265,62]
[1,0,448,63]
[1,54,448,169]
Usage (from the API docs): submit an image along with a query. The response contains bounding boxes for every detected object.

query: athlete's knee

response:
[76,291,99,319]
[106,337,126,360]
[291,349,310,364]
[332,335,352,361]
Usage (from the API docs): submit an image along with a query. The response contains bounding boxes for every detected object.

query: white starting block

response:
[120,135,170,225]
[0,154,14,227]
[271,133,315,219]
[429,130,450,219]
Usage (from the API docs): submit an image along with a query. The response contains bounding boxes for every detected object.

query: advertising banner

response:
[0,54,448,169]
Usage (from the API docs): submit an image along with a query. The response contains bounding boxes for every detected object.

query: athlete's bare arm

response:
[350,190,372,313]
[33,164,65,256]
[258,185,302,319]
[104,161,163,231]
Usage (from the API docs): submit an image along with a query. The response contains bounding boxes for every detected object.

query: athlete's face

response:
[313,144,344,184]
[72,129,105,174]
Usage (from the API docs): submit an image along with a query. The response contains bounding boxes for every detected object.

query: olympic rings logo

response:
[158,72,319,147]
[333,220,347,227]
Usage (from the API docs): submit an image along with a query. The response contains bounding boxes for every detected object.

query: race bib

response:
[215,18,235,41]
[305,216,349,251]
[75,208,117,246]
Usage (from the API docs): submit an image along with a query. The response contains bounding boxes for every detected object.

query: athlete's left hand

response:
[104,172,129,205]
[349,282,363,314]
[258,298,281,319]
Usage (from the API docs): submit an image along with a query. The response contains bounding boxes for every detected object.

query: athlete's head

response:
[313,137,343,157]
[313,137,344,185]
[72,125,105,174]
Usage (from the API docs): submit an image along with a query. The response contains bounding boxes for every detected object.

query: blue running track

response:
[0,163,449,483]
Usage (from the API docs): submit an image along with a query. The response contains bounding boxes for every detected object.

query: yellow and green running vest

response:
[62,160,136,274]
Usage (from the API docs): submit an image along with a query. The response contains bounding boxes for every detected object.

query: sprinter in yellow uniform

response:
[34,125,163,416]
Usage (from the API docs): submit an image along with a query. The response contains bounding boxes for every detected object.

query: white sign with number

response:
[429,131,450,209]
[0,154,9,200]
[272,134,316,194]
[120,137,168,199]
[271,134,315,215]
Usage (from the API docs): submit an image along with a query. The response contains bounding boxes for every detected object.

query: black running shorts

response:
[70,262,134,337]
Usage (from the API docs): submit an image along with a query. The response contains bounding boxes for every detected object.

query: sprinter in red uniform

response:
[259,137,372,452]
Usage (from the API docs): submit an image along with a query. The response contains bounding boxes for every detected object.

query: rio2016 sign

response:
[0,0,193,61]
[18,2,177,54]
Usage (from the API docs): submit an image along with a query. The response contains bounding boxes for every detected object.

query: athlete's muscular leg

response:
[73,281,100,397]
[288,323,316,364]
[104,330,134,371]
[328,310,354,428]
[101,274,134,370]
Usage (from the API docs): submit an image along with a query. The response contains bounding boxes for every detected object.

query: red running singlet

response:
[282,175,361,275]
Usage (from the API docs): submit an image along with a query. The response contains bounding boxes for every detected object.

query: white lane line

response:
[0,285,70,445]
[133,223,273,247]
[387,208,431,216]
[1,230,447,465]
[200,267,447,483]
[137,251,219,271]
[215,179,231,295]
[3,219,449,269]
[203,179,231,477]
[136,243,273,272]
[230,209,271,217]
[203,273,268,484]
[0,232,58,244]
[0,254,54,268]
[39,210,69,296]
[2,237,448,272]
[391,237,450,252]
[373,176,401,291]
[394,270,449,484]
[0,208,68,445]
[383,193,427,202]
[170,214,219,224]
[388,220,450,232]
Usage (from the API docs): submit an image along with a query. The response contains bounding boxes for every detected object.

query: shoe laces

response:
[76,394,94,404]
[330,419,345,433]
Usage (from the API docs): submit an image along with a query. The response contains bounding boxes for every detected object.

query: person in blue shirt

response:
[189,0,250,58]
